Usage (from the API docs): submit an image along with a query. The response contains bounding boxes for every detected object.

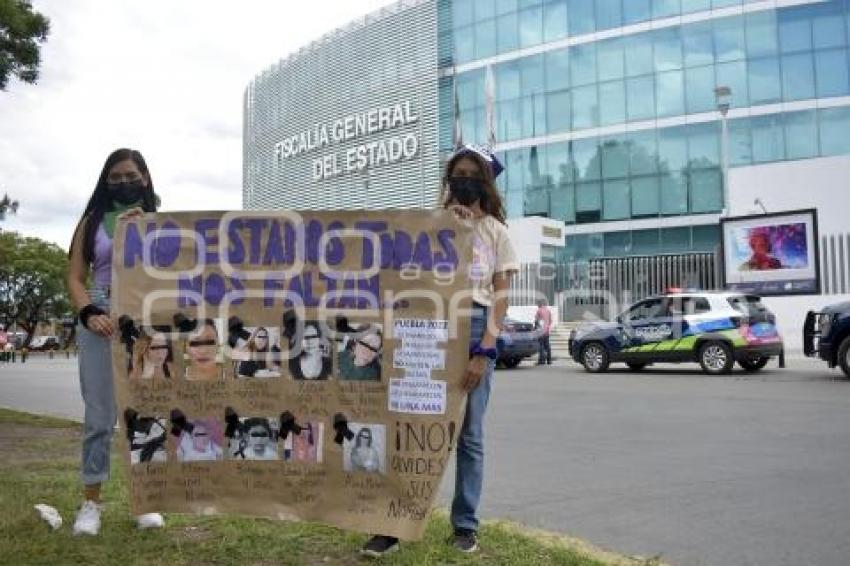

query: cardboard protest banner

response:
[111,209,475,540]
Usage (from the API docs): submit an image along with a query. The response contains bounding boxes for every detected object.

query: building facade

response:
[244,0,850,335]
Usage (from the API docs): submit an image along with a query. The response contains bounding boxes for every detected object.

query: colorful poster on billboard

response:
[720,209,820,296]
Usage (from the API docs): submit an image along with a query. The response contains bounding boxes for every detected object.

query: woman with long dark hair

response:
[66,148,164,535]
[361,145,518,557]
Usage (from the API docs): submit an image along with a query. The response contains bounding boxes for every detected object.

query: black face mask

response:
[448,177,486,206]
[107,180,145,205]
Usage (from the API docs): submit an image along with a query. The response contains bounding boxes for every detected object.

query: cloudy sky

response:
[0,0,392,249]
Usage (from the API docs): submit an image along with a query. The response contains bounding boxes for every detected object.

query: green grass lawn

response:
[0,408,652,565]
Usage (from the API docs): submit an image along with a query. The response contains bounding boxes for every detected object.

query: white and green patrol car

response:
[568,291,784,374]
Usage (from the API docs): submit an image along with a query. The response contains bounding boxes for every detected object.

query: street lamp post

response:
[714,86,732,217]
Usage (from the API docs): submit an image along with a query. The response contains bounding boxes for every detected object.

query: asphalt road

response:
[2,355,850,565]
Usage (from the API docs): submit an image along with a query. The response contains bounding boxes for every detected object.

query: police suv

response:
[569,291,784,374]
[803,301,850,378]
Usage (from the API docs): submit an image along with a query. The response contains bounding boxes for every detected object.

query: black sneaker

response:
[452,529,479,553]
[360,535,399,558]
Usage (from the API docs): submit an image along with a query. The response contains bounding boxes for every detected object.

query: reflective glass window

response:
[603,179,631,220]
[474,18,497,59]
[661,174,689,215]
[571,84,599,130]
[819,106,850,156]
[661,227,691,253]
[570,43,597,86]
[687,122,719,168]
[604,231,631,257]
[658,126,688,173]
[750,114,785,163]
[628,130,659,175]
[543,0,568,43]
[595,0,623,30]
[781,52,815,101]
[496,62,521,101]
[571,138,601,181]
[692,224,719,251]
[521,93,547,137]
[654,27,684,71]
[684,22,715,68]
[546,141,572,185]
[567,0,596,36]
[454,0,474,28]
[627,76,656,121]
[656,70,684,117]
[652,0,680,20]
[714,16,746,63]
[575,182,602,222]
[681,0,710,15]
[624,0,651,25]
[454,26,475,64]
[716,60,749,108]
[546,90,571,134]
[457,71,483,110]
[748,57,781,104]
[631,176,660,217]
[475,0,496,21]
[746,11,779,58]
[689,168,722,212]
[495,0,517,14]
[632,229,661,255]
[778,8,812,54]
[550,183,576,222]
[505,149,526,192]
[497,12,520,53]
[815,48,850,98]
[520,55,545,95]
[712,0,739,7]
[597,38,625,82]
[728,117,753,166]
[599,80,627,125]
[685,65,716,113]
[812,3,846,50]
[600,138,630,179]
[545,48,570,91]
[520,7,543,47]
[497,100,522,140]
[625,35,655,77]
[784,110,818,160]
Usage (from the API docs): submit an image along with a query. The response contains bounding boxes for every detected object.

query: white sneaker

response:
[72,500,102,536]
[135,512,164,530]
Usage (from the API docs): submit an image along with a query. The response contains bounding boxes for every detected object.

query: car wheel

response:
[738,356,769,372]
[502,358,521,369]
[626,362,647,371]
[698,341,734,375]
[581,342,610,373]
[838,336,850,379]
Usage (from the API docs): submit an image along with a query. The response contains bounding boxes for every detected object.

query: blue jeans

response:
[450,305,497,532]
[77,288,115,485]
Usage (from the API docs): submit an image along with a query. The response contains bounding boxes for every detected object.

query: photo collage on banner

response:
[111,210,473,540]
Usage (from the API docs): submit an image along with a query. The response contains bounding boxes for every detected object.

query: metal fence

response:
[511,252,720,322]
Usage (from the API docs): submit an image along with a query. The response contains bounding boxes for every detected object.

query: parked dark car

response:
[497,318,539,369]
[804,302,850,377]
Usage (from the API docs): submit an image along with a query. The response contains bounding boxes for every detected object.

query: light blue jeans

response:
[450,305,497,533]
[76,288,115,485]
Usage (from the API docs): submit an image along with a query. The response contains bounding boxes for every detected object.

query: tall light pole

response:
[714,86,732,217]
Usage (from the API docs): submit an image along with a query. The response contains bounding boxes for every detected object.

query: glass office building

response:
[245,0,850,261]
[441,0,850,262]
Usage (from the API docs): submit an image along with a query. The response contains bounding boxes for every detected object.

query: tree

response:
[0,231,70,345]
[0,193,19,220]
[0,0,50,90]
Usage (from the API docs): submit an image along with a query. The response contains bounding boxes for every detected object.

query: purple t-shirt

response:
[92,223,112,288]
